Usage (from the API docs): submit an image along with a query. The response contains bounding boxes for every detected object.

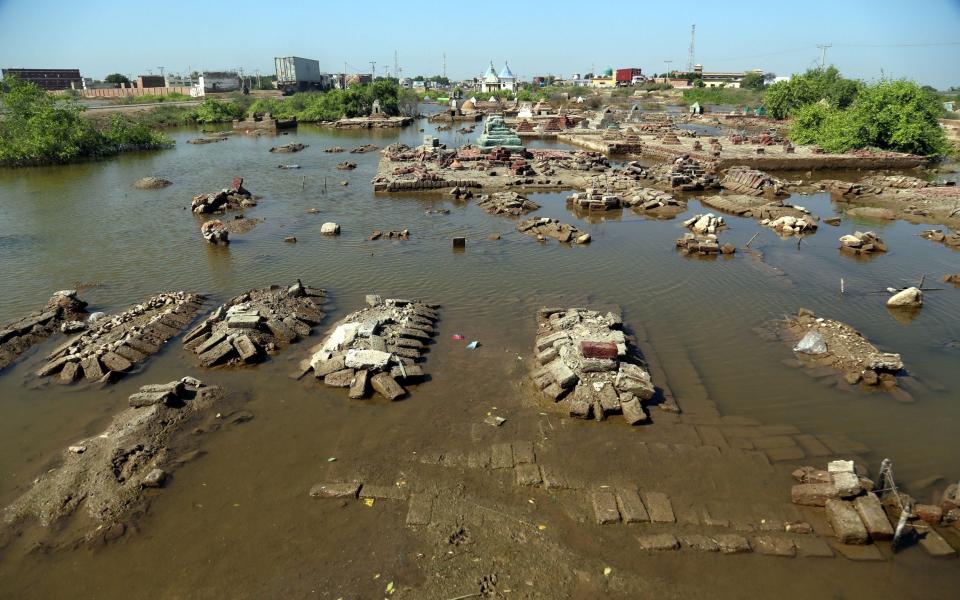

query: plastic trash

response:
[466,341,479,350]
[793,331,827,355]
[451,334,465,340]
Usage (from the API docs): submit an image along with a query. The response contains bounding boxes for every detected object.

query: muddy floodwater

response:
[1,112,958,598]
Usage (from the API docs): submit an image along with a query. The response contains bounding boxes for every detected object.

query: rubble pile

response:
[38,292,205,385]
[781,309,904,387]
[191,178,256,214]
[762,213,818,236]
[683,213,725,234]
[269,143,307,153]
[566,189,622,211]
[921,229,960,248]
[200,220,229,244]
[324,146,345,153]
[675,233,735,256]
[336,161,357,170]
[0,291,88,372]
[839,231,888,254]
[184,282,327,367]
[369,230,409,240]
[569,173,686,215]
[823,175,930,196]
[790,460,892,545]
[350,144,379,153]
[476,192,540,216]
[623,157,720,191]
[3,377,224,530]
[302,296,440,401]
[721,166,787,196]
[530,308,655,424]
[517,217,591,244]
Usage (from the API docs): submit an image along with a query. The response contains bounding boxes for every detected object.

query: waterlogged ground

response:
[0,112,958,598]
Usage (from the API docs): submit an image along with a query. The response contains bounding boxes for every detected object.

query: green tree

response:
[104,73,130,85]
[741,72,765,91]
[692,78,705,88]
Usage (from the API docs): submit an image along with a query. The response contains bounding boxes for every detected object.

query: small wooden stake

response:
[745,232,759,248]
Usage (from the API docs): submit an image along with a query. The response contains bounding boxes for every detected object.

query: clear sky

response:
[1,0,958,87]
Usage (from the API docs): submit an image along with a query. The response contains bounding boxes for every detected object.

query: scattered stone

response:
[405,494,433,526]
[886,287,923,308]
[919,528,957,558]
[269,143,307,153]
[839,231,888,255]
[643,492,676,523]
[349,144,379,153]
[515,464,542,486]
[133,176,172,189]
[921,229,960,249]
[304,298,439,400]
[791,483,840,507]
[721,166,787,196]
[200,219,229,244]
[675,232,726,256]
[324,146,345,153]
[477,191,540,216]
[616,489,650,523]
[284,236,297,243]
[336,161,357,170]
[713,534,751,554]
[683,213,725,235]
[530,308,654,425]
[186,282,326,368]
[593,491,621,524]
[752,536,796,557]
[321,222,340,235]
[517,217,589,245]
[679,535,719,552]
[142,468,167,488]
[852,494,894,541]
[369,229,409,240]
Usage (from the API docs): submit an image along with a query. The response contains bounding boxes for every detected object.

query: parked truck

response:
[274,56,330,94]
[615,68,644,87]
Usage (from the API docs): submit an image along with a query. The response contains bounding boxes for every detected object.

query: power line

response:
[816,43,832,69]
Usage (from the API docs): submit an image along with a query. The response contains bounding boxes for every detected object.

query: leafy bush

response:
[764,67,861,119]
[681,87,763,106]
[0,77,171,166]
[788,79,949,155]
[244,81,418,122]
[188,98,245,123]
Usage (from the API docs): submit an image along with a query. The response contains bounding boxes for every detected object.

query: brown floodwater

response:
[0,113,958,598]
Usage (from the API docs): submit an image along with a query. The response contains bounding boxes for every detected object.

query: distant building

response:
[81,78,118,90]
[2,68,83,90]
[691,64,761,88]
[164,73,195,88]
[591,68,616,88]
[399,77,413,88]
[137,75,165,89]
[480,61,516,93]
[198,71,240,94]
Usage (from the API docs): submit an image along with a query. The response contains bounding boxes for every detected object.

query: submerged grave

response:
[302,296,439,401]
[184,281,327,367]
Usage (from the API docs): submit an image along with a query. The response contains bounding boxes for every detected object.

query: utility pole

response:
[816,44,832,69]
[255,69,261,89]
[442,52,447,79]
[370,61,376,79]
[687,25,696,72]
[394,49,399,79]
[157,66,165,78]
[664,60,673,79]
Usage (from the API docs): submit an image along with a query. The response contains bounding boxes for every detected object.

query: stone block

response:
[80,356,104,381]
[265,319,297,343]
[100,351,133,373]
[309,482,360,499]
[919,528,957,558]
[128,390,174,408]
[636,534,679,551]
[642,491,675,523]
[794,536,835,558]
[194,330,227,355]
[616,489,650,523]
[59,361,80,383]
[198,339,236,367]
[490,443,514,469]
[714,534,752,554]
[548,361,578,389]
[825,499,869,544]
[406,494,433,526]
[620,395,648,425]
[370,372,405,400]
[512,441,536,464]
[515,464,542,486]
[853,493,894,540]
[580,340,618,359]
[227,314,262,329]
[593,491,621,524]
[114,344,146,363]
[231,334,259,363]
[313,355,345,377]
[791,483,840,507]
[679,535,719,552]
[390,363,425,383]
[344,349,391,370]
[324,368,355,388]
[348,369,369,399]
[752,536,796,557]
[914,504,943,525]
[831,471,862,498]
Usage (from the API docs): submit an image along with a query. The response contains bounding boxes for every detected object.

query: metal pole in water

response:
[301,176,305,191]
[891,502,911,553]
[840,278,845,295]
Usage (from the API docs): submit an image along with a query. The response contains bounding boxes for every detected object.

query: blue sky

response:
[1,0,958,87]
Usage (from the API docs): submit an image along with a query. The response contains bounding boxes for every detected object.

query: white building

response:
[191,72,240,96]
[479,61,517,93]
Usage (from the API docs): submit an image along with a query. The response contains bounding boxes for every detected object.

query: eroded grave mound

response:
[184,281,327,367]
[517,217,590,244]
[38,292,204,384]
[3,377,224,530]
[530,308,655,424]
[1,291,88,372]
[780,309,904,388]
[303,296,439,401]
[721,166,787,196]
[839,231,887,254]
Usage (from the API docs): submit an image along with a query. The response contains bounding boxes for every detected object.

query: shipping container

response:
[615,68,643,85]
[274,57,328,93]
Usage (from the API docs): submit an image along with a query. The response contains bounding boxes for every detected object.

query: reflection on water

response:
[0,113,958,594]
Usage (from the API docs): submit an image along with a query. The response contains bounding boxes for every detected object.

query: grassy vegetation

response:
[681,87,764,107]
[246,81,419,122]
[0,77,172,167]
[110,92,192,105]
